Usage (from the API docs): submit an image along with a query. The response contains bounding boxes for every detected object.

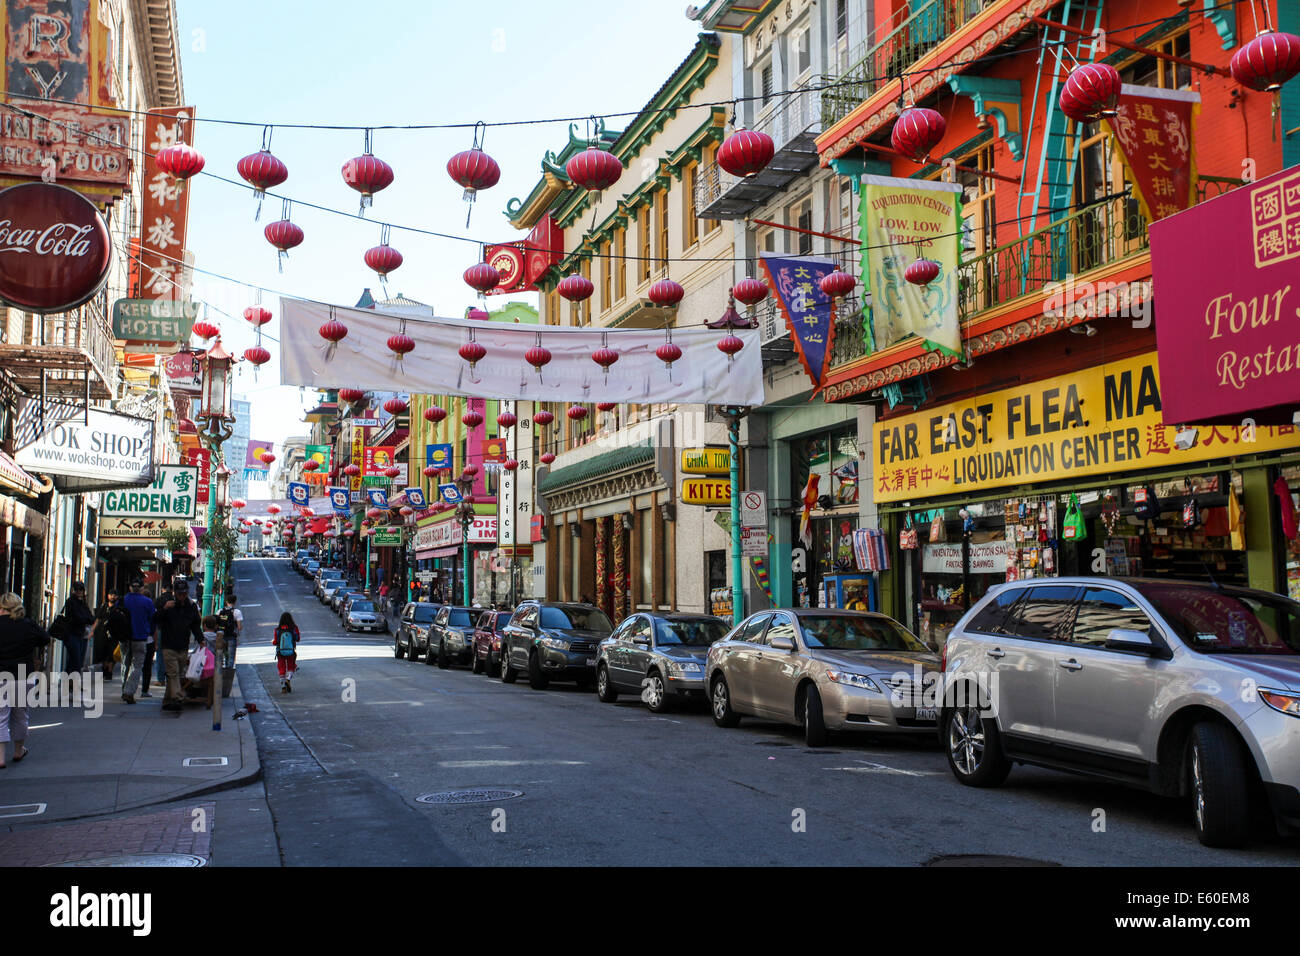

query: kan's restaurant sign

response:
[873,352,1300,503]
[0,182,111,313]
[1151,165,1300,424]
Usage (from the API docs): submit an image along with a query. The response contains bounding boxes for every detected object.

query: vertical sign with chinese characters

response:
[350,422,365,498]
[759,255,837,391]
[184,447,210,505]
[496,400,535,557]
[1106,85,1199,224]
[139,107,194,303]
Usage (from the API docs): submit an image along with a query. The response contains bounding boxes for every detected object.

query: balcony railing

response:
[829,176,1244,369]
[0,292,117,399]
[821,0,997,129]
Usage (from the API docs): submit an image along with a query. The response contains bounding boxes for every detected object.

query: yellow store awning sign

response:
[681,478,731,505]
[872,352,1300,503]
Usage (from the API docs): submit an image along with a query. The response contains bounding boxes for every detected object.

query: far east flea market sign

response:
[0,182,112,313]
[1150,164,1300,424]
[872,351,1300,503]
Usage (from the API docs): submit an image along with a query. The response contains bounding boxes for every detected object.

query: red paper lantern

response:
[387,333,415,358]
[338,388,365,403]
[178,417,196,434]
[244,305,272,327]
[422,465,439,478]
[458,340,487,369]
[319,319,348,343]
[424,406,447,423]
[904,257,941,286]
[890,107,947,163]
[243,346,271,366]
[820,270,856,298]
[341,151,394,212]
[343,463,361,477]
[534,409,555,426]
[367,507,384,520]
[260,451,276,465]
[540,452,556,465]
[1230,31,1300,93]
[462,409,484,428]
[648,279,684,307]
[503,459,519,472]
[567,404,588,421]
[237,149,288,204]
[656,341,682,370]
[565,147,622,191]
[596,402,617,412]
[1058,63,1122,122]
[525,345,552,374]
[302,459,319,472]
[383,397,408,415]
[497,411,517,429]
[717,334,744,359]
[156,143,205,182]
[463,463,480,477]
[192,320,218,340]
[232,499,246,509]
[265,219,304,270]
[732,277,769,305]
[464,262,500,294]
[364,244,403,278]
[591,346,619,376]
[447,148,501,196]
[384,466,401,479]
[557,274,594,302]
[717,129,775,177]
[268,504,281,514]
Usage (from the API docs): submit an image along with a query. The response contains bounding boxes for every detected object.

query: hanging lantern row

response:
[365,226,403,281]
[459,338,487,370]
[596,402,617,412]
[565,146,622,193]
[1230,30,1300,92]
[497,410,517,429]
[905,258,941,286]
[384,466,402,479]
[462,409,484,428]
[557,273,594,302]
[245,305,272,327]
[465,262,500,295]
[534,409,555,426]
[540,452,556,465]
[302,459,319,472]
[342,130,394,215]
[156,142,205,188]
[648,278,684,307]
[344,463,361,477]
[236,130,288,220]
[260,451,276,465]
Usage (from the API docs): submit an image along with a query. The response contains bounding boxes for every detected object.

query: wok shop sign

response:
[14,408,153,486]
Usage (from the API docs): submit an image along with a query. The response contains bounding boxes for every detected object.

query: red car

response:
[471,609,512,675]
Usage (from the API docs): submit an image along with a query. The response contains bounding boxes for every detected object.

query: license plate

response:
[914,707,938,722]
[586,658,596,667]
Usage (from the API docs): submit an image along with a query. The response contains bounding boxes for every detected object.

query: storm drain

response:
[924,854,1059,867]
[48,853,207,867]
[416,788,524,805]
[182,757,228,767]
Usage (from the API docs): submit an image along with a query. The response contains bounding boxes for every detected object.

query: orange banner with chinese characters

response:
[1105,84,1198,224]
[139,107,194,301]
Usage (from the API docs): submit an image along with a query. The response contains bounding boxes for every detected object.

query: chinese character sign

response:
[350,425,365,492]
[861,175,963,356]
[363,446,396,476]
[1106,85,1199,224]
[759,255,838,391]
[138,107,195,302]
[287,482,310,508]
[183,447,210,505]
[328,486,350,515]
[404,487,427,510]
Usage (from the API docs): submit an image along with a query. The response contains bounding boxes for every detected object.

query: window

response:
[836,0,848,39]
[599,240,611,312]
[579,257,591,325]
[757,226,777,254]
[683,161,700,247]
[1071,588,1153,648]
[655,188,669,274]
[789,196,813,255]
[702,143,721,235]
[638,205,652,284]
[760,59,774,108]
[793,27,811,77]
[739,613,772,644]
[1122,30,1192,91]
[966,589,1022,635]
[614,227,627,301]
[766,614,798,647]
[1004,586,1081,642]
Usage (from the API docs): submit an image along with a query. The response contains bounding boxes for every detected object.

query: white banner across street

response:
[278,298,766,406]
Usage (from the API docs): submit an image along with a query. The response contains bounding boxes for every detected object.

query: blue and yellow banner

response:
[759,254,838,392]
[425,443,453,471]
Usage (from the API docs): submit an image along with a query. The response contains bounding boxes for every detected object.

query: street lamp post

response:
[719,406,749,627]
[455,471,476,606]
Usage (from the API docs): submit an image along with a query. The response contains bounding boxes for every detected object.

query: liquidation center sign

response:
[872,351,1300,503]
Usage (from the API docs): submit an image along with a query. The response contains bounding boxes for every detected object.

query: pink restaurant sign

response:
[1150,164,1300,424]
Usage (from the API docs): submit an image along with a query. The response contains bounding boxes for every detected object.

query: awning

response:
[0,450,46,498]
[427,546,459,559]
[0,493,47,537]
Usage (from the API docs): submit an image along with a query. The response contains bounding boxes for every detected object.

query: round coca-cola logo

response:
[0,182,111,314]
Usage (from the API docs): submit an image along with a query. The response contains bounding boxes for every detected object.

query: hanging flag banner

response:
[861,175,963,356]
[426,443,453,471]
[279,298,765,406]
[439,483,463,504]
[482,437,507,464]
[305,444,331,471]
[1106,85,1199,225]
[183,447,210,505]
[363,446,396,475]
[328,486,351,515]
[404,487,427,510]
[350,424,365,493]
[367,488,389,509]
[287,482,310,508]
[246,439,275,471]
[759,254,838,392]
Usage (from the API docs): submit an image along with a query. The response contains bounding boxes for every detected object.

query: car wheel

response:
[408,639,421,661]
[437,639,451,669]
[424,641,438,666]
[1189,722,1251,848]
[527,651,549,690]
[803,684,827,747]
[394,638,404,660]
[596,664,619,703]
[644,671,670,713]
[500,647,518,684]
[471,650,483,675]
[711,675,740,728]
[945,704,1011,787]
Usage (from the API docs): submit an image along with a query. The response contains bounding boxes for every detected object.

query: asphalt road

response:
[233,556,1299,866]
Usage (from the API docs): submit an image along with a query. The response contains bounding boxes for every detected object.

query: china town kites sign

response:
[0,182,111,313]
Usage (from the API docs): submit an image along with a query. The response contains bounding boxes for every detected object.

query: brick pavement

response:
[0,802,215,866]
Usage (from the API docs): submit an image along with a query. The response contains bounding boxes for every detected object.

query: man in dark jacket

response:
[58,583,95,674]
[155,579,202,711]
[121,579,155,704]
[92,589,131,679]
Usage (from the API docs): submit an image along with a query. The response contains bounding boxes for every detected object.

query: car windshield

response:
[657,619,729,646]
[540,606,613,631]
[447,609,474,626]
[412,605,438,623]
[350,601,374,612]
[800,615,929,651]
[1135,583,1300,654]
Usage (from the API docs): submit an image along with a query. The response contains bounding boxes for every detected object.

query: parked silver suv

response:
[942,576,1300,848]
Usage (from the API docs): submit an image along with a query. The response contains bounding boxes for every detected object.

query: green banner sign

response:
[371,528,402,547]
[111,298,200,351]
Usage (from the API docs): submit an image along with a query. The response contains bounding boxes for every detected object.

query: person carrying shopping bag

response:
[273,612,301,693]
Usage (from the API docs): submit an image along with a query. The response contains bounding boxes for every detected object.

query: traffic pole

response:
[728,410,743,626]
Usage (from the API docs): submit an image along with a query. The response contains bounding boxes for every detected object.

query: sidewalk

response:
[0,664,261,835]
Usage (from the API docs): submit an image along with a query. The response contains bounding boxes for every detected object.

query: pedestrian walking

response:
[216,593,242,670]
[273,612,301,693]
[152,583,172,688]
[55,583,95,675]
[120,578,155,704]
[92,588,130,680]
[378,581,389,614]
[0,592,45,768]
[154,579,202,712]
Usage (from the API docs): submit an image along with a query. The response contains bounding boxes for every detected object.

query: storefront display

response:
[822,573,876,611]
[1003,495,1057,582]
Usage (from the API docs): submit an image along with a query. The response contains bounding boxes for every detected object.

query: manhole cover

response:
[416,788,524,805]
[924,855,1059,867]
[47,853,207,867]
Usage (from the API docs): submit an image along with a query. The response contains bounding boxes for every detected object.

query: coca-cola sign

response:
[0,182,111,313]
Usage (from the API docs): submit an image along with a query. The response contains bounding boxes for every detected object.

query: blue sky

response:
[176,0,712,459]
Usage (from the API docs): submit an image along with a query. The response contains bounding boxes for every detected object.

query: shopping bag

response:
[185,651,205,681]
[1062,494,1086,541]
[929,512,946,543]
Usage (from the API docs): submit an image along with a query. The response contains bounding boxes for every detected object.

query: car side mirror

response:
[1104,628,1161,655]
[632,635,650,646]
[770,636,795,651]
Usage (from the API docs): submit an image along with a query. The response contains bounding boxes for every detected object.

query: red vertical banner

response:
[1106,85,1199,224]
[139,107,195,302]
[184,447,210,505]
